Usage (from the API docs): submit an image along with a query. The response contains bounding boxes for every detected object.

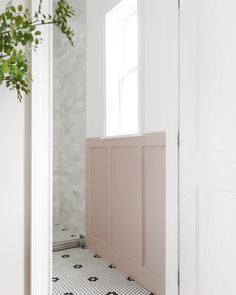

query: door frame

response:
[30,0,179,295]
[31,0,53,294]
[165,0,179,293]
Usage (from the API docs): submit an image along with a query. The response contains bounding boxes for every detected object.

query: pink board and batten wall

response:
[86,132,165,295]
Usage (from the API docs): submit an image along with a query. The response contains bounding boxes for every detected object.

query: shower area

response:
[52,0,86,252]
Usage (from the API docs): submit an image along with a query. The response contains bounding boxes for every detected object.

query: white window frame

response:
[104,0,143,139]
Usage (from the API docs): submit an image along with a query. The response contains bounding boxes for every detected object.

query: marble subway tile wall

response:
[53,0,86,235]
[53,10,61,225]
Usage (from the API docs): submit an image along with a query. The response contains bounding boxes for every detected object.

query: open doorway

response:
[31,0,236,294]
[31,0,179,294]
[52,0,166,293]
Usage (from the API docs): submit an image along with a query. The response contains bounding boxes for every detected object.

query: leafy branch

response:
[0,0,75,101]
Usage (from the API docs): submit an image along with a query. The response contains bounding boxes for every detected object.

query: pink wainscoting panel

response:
[88,147,109,244]
[142,146,165,278]
[86,133,165,295]
[111,147,141,264]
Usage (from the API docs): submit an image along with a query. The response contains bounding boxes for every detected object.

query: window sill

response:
[100,132,143,140]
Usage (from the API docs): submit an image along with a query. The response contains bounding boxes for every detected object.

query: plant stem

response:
[0,54,9,58]
[32,21,55,27]
[0,20,55,36]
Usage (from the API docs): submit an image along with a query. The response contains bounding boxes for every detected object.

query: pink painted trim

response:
[86,133,165,295]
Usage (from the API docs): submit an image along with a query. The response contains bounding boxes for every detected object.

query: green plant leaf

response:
[18,5,23,12]
[2,62,9,73]
[0,0,75,101]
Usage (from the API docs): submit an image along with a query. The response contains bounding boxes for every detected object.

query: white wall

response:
[0,1,30,294]
[87,0,172,138]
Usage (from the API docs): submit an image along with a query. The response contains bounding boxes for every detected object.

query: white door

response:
[180,0,236,295]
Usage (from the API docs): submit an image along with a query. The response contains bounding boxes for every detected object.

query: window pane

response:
[106,0,139,137]
[120,70,139,135]
[123,13,138,70]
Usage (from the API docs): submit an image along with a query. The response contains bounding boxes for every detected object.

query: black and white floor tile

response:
[53,247,153,295]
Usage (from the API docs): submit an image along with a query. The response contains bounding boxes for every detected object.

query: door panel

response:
[197,0,236,152]
[180,1,236,294]
[197,189,236,295]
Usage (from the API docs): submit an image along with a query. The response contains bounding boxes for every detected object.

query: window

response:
[105,0,139,137]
